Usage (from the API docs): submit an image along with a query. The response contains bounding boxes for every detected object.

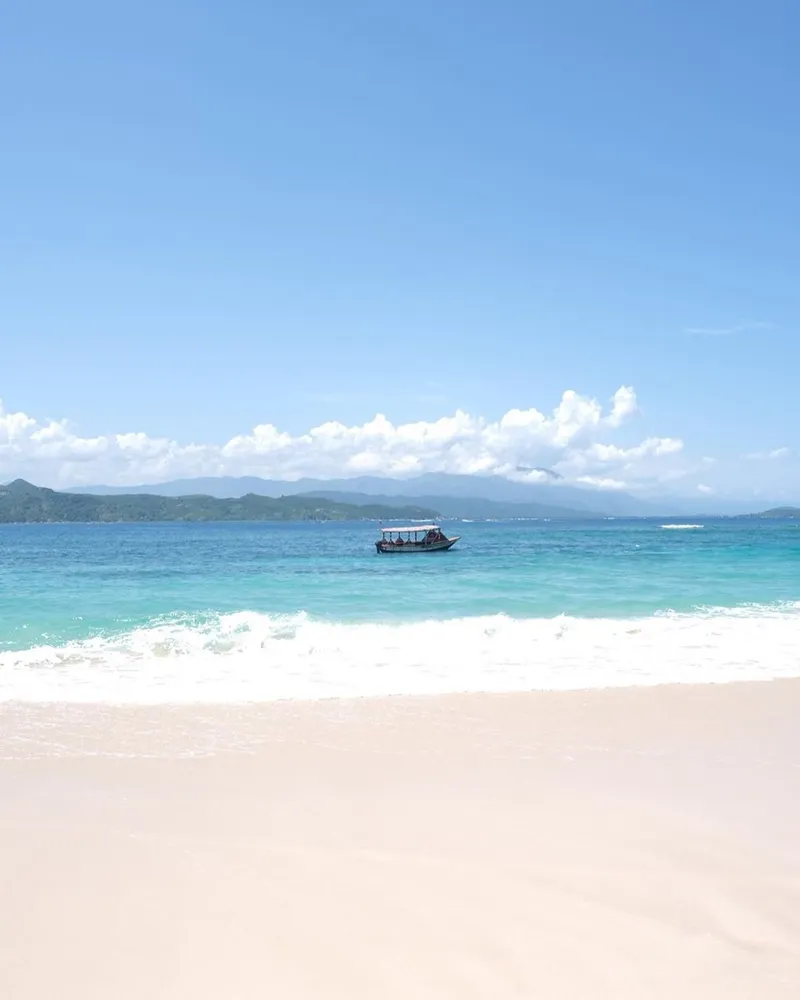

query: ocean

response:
[1,518,798,702]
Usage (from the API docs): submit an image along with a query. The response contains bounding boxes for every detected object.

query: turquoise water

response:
[1,519,799,701]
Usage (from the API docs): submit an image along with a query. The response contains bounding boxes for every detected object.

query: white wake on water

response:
[1,605,800,703]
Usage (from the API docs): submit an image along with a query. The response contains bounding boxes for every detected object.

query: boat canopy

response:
[380,524,439,534]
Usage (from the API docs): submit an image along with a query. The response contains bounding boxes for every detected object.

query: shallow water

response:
[1,519,798,701]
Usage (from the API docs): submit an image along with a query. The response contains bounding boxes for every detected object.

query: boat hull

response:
[376,536,460,554]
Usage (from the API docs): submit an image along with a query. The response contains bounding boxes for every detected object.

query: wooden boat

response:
[375,524,460,554]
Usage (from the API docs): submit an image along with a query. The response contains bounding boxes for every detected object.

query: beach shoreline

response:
[2,680,799,998]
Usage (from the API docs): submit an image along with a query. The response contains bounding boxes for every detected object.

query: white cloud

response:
[575,476,629,490]
[744,447,791,461]
[605,386,639,427]
[697,484,714,495]
[0,387,686,490]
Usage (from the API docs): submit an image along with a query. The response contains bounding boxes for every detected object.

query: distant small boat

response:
[376,524,460,554]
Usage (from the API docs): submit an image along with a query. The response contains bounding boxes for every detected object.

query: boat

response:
[376,524,460,554]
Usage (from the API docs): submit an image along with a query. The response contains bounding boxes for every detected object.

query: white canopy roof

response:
[380,524,439,534]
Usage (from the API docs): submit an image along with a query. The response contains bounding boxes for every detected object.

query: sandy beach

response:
[1,680,799,998]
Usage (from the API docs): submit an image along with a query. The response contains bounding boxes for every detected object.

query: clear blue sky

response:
[2,1,799,492]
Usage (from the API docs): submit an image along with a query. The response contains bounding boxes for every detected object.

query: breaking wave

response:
[2,604,799,704]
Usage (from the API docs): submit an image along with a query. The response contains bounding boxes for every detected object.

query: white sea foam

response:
[1,605,799,704]
[661,524,705,530]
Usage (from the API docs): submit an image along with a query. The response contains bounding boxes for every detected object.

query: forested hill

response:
[0,480,439,523]
[749,507,800,519]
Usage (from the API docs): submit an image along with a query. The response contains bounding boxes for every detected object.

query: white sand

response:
[1,681,799,998]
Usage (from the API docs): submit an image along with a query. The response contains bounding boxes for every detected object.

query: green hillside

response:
[0,480,439,524]
[752,507,800,518]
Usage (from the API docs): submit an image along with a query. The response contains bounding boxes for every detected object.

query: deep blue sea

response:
[1,519,799,702]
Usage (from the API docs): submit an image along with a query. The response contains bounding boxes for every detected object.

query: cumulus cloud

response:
[0,387,686,490]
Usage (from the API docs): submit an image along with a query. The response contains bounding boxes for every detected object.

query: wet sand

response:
[1,680,799,998]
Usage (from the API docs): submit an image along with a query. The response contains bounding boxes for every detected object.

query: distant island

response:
[2,479,797,525]
[0,480,440,524]
[745,507,800,519]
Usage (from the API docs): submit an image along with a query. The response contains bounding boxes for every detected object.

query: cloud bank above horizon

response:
[0,386,688,491]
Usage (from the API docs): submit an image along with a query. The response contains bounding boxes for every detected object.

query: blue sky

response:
[2,1,799,497]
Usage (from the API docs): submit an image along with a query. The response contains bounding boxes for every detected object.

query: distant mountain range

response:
[0,480,438,524]
[299,490,597,520]
[68,473,697,517]
[64,473,771,517]
[2,478,794,523]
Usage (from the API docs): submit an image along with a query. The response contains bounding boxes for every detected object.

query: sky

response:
[2,0,799,499]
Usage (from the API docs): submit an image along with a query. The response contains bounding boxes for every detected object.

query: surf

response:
[2,605,799,704]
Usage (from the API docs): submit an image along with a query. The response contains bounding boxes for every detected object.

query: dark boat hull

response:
[376,537,459,554]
